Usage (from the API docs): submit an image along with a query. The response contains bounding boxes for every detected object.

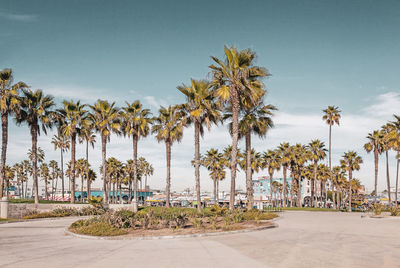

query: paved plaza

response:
[1,211,399,268]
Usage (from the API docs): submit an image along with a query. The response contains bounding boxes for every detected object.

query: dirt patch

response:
[124,220,273,237]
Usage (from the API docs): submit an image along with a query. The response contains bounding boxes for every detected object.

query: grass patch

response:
[280,207,339,212]
[0,218,17,222]
[69,219,127,236]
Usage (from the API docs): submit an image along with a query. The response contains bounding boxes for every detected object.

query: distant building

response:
[253,176,311,208]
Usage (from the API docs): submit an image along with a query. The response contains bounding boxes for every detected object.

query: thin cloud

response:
[362,91,400,118]
[0,11,37,22]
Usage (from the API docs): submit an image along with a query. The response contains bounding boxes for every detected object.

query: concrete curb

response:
[65,222,278,240]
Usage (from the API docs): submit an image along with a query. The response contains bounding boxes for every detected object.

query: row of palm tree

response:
[364,115,400,206]
[2,46,397,211]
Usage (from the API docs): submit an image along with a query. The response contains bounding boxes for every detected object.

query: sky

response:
[1,0,400,194]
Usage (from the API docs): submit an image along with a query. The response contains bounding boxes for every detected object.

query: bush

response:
[69,218,127,236]
[389,207,400,216]
[243,210,278,221]
[372,203,384,215]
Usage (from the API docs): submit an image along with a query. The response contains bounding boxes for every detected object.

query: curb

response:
[64,222,278,240]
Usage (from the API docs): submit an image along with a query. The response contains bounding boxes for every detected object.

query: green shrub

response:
[191,218,203,228]
[243,210,278,221]
[389,207,400,216]
[70,220,127,236]
[372,203,384,215]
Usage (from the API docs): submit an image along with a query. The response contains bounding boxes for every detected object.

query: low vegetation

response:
[69,206,278,237]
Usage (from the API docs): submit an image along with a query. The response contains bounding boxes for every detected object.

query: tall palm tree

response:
[57,100,87,203]
[51,134,70,199]
[89,100,120,204]
[381,123,394,207]
[278,142,291,207]
[332,166,346,209]
[151,105,185,207]
[79,121,96,199]
[16,89,54,204]
[210,46,270,210]
[120,100,152,211]
[307,139,327,207]
[178,79,220,212]
[389,115,400,204]
[227,98,276,209]
[263,150,282,207]
[340,151,363,212]
[0,69,27,197]
[322,106,341,206]
[13,163,24,198]
[363,130,384,204]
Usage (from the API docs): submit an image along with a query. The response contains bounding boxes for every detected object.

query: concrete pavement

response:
[1,212,399,268]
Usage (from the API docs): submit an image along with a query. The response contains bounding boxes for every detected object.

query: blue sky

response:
[1,0,400,193]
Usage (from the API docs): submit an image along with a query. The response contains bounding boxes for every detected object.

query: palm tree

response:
[4,165,14,197]
[57,100,87,203]
[22,160,31,198]
[89,100,120,204]
[16,89,54,204]
[51,134,70,199]
[79,121,96,199]
[228,98,276,209]
[152,105,185,207]
[210,46,270,210]
[202,148,227,205]
[332,166,346,209]
[277,142,291,207]
[288,144,311,207]
[120,100,152,211]
[13,163,24,198]
[317,163,331,207]
[322,106,341,207]
[381,123,394,207]
[178,79,220,212]
[307,139,327,207]
[76,158,87,202]
[263,150,282,207]
[340,151,363,212]
[0,69,27,197]
[39,163,50,200]
[363,130,384,204]
[389,115,400,204]
[48,160,59,199]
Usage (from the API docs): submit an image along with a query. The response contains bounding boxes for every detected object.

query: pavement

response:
[1,211,399,268]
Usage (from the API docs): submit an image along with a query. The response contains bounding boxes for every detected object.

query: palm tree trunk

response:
[332,185,336,209]
[194,121,202,212]
[0,112,8,198]
[54,175,58,200]
[337,186,340,209]
[297,176,302,207]
[373,149,379,204]
[101,134,108,204]
[132,135,139,212]
[60,150,64,200]
[283,166,287,207]
[245,131,253,210]
[21,181,24,199]
[385,150,391,207]
[31,125,39,204]
[328,124,333,208]
[229,88,240,210]
[348,169,352,212]
[213,176,217,205]
[395,158,399,205]
[269,171,274,207]
[165,141,171,208]
[70,131,76,204]
[44,177,48,200]
[86,140,90,199]
[81,175,84,202]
